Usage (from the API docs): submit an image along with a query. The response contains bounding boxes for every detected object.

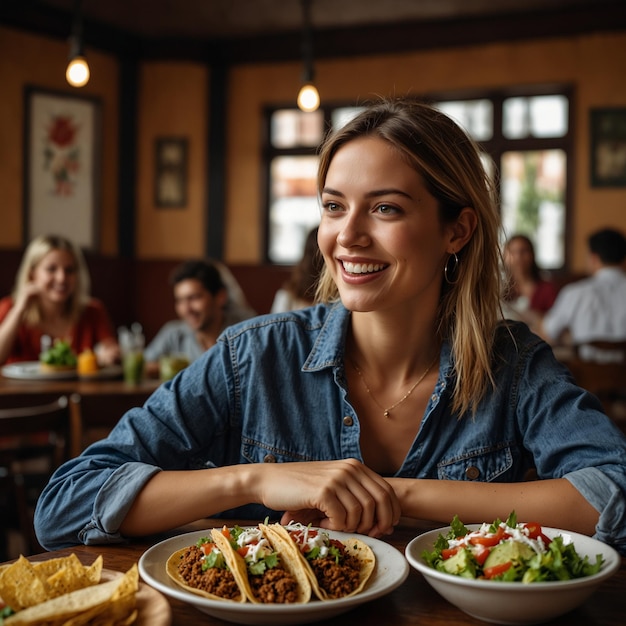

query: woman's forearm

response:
[387,477,599,535]
[119,465,257,536]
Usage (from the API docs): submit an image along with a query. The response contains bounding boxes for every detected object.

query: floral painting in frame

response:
[23,87,101,249]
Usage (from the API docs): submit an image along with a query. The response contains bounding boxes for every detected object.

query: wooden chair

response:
[0,394,81,559]
[566,341,626,428]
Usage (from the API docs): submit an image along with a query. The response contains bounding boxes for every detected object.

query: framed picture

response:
[154,137,188,208]
[23,87,101,250]
[590,108,626,187]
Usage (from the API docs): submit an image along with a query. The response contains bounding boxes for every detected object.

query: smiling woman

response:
[0,234,119,367]
[33,97,626,560]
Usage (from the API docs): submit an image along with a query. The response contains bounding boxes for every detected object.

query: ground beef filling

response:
[249,567,299,603]
[310,553,361,599]
[177,545,240,600]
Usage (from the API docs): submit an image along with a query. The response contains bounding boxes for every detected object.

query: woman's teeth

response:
[342,261,385,274]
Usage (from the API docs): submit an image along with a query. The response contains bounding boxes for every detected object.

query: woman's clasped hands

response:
[258,458,400,538]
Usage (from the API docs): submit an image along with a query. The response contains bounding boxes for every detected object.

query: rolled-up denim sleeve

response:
[565,467,626,555]
[80,463,162,545]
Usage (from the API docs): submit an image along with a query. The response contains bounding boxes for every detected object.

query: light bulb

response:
[297,83,320,112]
[66,56,90,87]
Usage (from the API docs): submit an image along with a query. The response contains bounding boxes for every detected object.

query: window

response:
[264,88,572,269]
[433,90,571,269]
[264,105,363,264]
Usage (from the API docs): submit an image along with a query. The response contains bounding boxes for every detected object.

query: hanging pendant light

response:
[66,0,90,88]
[297,0,320,112]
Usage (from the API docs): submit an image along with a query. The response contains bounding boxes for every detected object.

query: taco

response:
[166,535,245,602]
[210,525,311,604]
[260,522,376,600]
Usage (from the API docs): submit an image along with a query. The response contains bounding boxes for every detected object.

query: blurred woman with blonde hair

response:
[0,234,119,365]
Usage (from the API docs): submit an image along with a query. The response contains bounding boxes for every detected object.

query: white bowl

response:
[405,524,620,625]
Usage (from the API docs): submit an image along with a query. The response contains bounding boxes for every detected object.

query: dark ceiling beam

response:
[1,4,626,64]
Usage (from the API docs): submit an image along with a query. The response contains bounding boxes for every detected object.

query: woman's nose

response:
[336,211,370,248]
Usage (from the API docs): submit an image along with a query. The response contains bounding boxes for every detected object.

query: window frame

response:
[262,85,575,271]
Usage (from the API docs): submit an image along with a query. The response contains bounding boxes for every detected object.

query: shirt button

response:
[343,416,354,426]
[431,394,437,402]
[465,466,480,480]
[263,454,277,463]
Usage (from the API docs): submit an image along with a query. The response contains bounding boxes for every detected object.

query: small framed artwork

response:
[23,86,101,249]
[154,137,188,207]
[590,108,626,187]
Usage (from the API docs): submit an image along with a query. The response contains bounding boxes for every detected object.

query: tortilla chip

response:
[4,565,138,626]
[0,556,50,611]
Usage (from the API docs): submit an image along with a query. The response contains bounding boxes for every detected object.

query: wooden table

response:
[0,373,160,450]
[10,519,625,626]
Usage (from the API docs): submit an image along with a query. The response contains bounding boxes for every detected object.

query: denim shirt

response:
[35,303,626,553]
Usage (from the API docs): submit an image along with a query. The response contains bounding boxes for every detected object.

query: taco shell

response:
[210,526,311,604]
[165,545,245,603]
[261,523,376,600]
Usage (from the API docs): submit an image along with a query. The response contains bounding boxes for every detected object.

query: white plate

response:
[78,365,123,380]
[1,361,123,381]
[139,528,409,625]
[1,361,77,380]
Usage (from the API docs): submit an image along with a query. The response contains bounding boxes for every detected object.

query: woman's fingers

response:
[262,459,400,537]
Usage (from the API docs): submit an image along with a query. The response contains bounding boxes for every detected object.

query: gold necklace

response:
[350,355,438,418]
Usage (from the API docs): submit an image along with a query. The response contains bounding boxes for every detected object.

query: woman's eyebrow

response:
[322,186,414,200]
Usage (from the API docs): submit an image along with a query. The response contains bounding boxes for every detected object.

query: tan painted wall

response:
[1,26,626,272]
[0,27,119,254]
[136,62,207,258]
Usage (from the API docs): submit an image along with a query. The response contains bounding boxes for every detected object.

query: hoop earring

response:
[444,252,460,285]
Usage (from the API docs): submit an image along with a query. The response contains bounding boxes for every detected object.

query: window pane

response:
[435,100,493,141]
[331,107,365,131]
[271,109,324,148]
[268,156,320,263]
[503,95,568,139]
[500,150,566,269]
[529,95,568,137]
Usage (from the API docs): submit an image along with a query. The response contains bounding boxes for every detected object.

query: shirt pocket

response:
[241,437,319,464]
[436,443,513,482]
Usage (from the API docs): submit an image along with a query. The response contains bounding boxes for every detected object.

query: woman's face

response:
[505,238,534,276]
[317,136,457,314]
[30,249,78,304]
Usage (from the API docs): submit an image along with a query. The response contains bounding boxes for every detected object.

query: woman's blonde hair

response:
[13,234,91,326]
[315,96,503,416]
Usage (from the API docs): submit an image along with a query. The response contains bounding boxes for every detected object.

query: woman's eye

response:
[323,201,342,213]
[377,204,399,215]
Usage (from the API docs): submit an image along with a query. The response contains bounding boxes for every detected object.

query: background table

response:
[15,519,626,626]
[0,374,160,450]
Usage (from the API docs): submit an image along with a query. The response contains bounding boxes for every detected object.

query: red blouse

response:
[0,297,116,363]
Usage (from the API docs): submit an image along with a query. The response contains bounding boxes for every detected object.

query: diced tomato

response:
[523,522,552,546]
[469,525,506,547]
[220,527,232,539]
[472,544,491,565]
[484,561,512,579]
[441,547,461,560]
[236,546,249,557]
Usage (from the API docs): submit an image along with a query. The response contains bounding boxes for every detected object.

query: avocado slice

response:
[440,548,476,578]
[484,540,535,569]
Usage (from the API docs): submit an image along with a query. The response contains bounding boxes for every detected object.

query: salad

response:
[421,512,604,583]
[40,338,77,368]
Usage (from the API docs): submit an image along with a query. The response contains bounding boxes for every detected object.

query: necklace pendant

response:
[383,410,390,418]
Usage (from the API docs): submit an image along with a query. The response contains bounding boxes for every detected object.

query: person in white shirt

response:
[541,228,626,361]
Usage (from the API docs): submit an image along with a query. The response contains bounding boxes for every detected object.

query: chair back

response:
[567,341,626,427]
[0,395,80,558]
